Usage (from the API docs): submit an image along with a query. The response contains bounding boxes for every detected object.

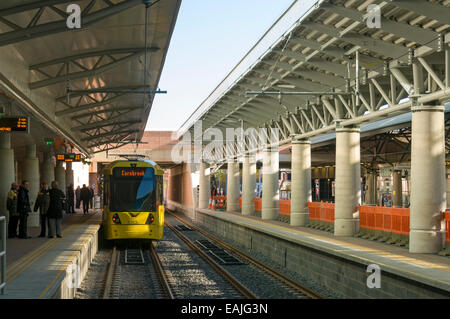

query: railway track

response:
[167,211,324,299]
[101,245,174,299]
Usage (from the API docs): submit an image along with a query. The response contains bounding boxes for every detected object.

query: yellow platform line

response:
[6,214,98,284]
[38,224,99,299]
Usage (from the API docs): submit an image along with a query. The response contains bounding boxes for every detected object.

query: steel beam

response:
[0,0,142,47]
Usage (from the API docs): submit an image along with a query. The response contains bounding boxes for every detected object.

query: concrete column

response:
[365,173,376,205]
[392,170,402,207]
[65,161,73,188]
[55,161,66,192]
[0,134,15,233]
[410,104,446,253]
[23,144,40,227]
[198,161,210,209]
[226,160,240,211]
[291,139,311,226]
[41,152,54,185]
[334,127,360,236]
[262,148,279,220]
[242,155,256,216]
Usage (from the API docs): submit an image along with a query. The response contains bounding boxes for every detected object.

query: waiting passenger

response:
[47,181,65,238]
[80,184,90,214]
[17,180,32,239]
[75,185,81,209]
[66,183,75,214]
[34,182,51,238]
[7,182,19,238]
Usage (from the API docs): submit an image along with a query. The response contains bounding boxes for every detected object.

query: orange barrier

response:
[213,196,227,210]
[254,198,262,211]
[279,199,291,216]
[446,211,450,243]
[308,202,321,221]
[307,201,334,223]
[359,205,409,236]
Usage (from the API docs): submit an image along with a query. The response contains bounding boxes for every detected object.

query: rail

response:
[0,216,6,294]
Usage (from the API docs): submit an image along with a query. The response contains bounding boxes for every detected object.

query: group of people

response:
[7,181,95,239]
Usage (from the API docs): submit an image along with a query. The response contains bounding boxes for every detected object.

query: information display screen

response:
[113,167,147,178]
[0,117,28,132]
[56,153,82,162]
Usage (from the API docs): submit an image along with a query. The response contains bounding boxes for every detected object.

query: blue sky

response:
[146,0,294,131]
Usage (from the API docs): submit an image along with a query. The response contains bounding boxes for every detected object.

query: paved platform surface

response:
[197,208,450,295]
[1,210,102,299]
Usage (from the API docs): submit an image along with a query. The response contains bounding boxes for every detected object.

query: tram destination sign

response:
[57,153,83,162]
[0,117,28,132]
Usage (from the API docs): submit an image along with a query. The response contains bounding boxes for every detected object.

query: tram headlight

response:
[146,214,155,224]
[112,214,121,224]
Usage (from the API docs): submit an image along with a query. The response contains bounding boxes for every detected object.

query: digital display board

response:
[56,153,83,162]
[0,117,28,132]
[113,167,149,178]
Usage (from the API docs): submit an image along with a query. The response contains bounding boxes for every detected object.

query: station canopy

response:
[178,0,450,161]
[0,0,181,156]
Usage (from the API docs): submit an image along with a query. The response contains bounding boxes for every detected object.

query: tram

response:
[101,157,165,240]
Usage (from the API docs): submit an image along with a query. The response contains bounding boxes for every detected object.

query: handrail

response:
[0,216,6,294]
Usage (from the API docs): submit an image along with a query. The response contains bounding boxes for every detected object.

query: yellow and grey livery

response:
[101,159,164,240]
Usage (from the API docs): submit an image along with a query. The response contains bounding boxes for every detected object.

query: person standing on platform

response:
[34,182,51,238]
[80,184,90,214]
[7,183,19,238]
[88,185,94,209]
[17,180,32,239]
[66,183,75,214]
[75,185,81,209]
[47,181,65,238]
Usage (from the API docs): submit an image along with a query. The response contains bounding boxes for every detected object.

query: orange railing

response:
[308,201,335,223]
[209,197,450,242]
[238,197,290,215]
[212,196,227,210]
[359,205,409,236]
[279,199,291,216]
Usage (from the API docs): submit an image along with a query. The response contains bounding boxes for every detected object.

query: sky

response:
[146,0,295,132]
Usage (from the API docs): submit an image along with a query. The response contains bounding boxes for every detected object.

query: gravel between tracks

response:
[156,226,242,299]
[75,250,110,299]
[171,214,343,299]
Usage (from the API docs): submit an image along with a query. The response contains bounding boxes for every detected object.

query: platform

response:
[0,210,101,299]
[169,201,450,298]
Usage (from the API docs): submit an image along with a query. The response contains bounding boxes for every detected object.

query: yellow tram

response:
[101,159,164,240]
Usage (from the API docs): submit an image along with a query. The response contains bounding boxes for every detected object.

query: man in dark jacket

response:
[7,182,19,238]
[88,185,94,209]
[75,185,81,209]
[17,180,32,239]
[80,184,90,215]
[34,182,51,238]
[48,181,65,238]
[66,183,75,214]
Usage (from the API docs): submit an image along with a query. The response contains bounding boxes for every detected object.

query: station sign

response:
[0,117,28,132]
[57,153,83,162]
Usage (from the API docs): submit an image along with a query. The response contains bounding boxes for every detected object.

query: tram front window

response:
[110,167,156,212]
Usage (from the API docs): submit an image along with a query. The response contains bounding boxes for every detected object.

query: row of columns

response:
[197,103,446,254]
[0,135,73,232]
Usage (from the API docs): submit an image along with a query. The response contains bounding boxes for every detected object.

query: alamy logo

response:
[366,4,381,29]
[366,264,381,288]
[66,4,81,29]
